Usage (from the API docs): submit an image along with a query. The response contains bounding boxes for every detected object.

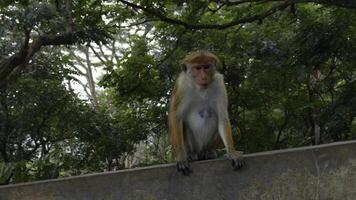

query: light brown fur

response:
[169,51,244,175]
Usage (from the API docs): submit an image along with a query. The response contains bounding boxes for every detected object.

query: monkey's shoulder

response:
[213,72,224,81]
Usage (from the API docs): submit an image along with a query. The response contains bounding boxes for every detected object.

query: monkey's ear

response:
[181,64,187,72]
[214,58,223,71]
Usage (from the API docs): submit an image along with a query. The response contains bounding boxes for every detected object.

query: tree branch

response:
[70,62,87,76]
[0,31,81,87]
[89,45,109,65]
[118,0,356,32]
[0,1,82,87]
[118,0,293,30]
[223,0,356,9]
[65,0,74,32]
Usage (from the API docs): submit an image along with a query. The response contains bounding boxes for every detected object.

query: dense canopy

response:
[0,0,355,184]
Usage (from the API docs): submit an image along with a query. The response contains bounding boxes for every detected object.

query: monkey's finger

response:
[176,161,192,176]
[176,162,185,172]
[177,164,182,172]
[235,161,244,170]
[182,163,192,176]
[182,167,192,176]
[232,158,245,170]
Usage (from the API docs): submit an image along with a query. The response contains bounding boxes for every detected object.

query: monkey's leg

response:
[197,133,221,160]
[197,150,218,160]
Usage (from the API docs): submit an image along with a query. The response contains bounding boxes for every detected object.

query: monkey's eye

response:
[193,65,211,71]
[203,65,211,70]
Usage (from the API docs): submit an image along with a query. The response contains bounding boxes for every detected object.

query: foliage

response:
[0,49,137,183]
[0,0,356,184]
[0,162,13,185]
[135,4,356,153]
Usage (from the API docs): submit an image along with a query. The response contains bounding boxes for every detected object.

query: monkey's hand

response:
[229,150,245,170]
[176,160,192,176]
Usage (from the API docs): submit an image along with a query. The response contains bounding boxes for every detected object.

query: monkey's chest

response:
[197,107,214,119]
[186,105,217,123]
[185,106,218,140]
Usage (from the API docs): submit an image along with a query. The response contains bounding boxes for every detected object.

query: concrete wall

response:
[1,140,356,200]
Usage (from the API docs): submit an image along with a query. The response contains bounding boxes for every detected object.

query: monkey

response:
[168,51,245,175]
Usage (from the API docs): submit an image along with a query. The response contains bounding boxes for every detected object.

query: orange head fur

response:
[181,51,221,68]
[181,51,221,89]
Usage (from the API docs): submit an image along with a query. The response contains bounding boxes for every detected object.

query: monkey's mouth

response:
[199,83,209,89]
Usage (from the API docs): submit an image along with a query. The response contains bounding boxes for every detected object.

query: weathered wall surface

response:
[1,140,356,200]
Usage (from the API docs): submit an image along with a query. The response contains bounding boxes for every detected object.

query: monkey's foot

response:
[176,160,192,176]
[228,151,245,170]
[231,156,245,170]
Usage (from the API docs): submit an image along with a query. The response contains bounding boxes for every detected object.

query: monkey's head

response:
[181,51,221,89]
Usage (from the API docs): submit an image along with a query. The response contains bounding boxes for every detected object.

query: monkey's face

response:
[190,63,214,88]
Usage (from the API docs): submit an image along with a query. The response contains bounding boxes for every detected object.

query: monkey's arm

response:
[218,119,245,170]
[168,82,191,175]
[216,75,245,170]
